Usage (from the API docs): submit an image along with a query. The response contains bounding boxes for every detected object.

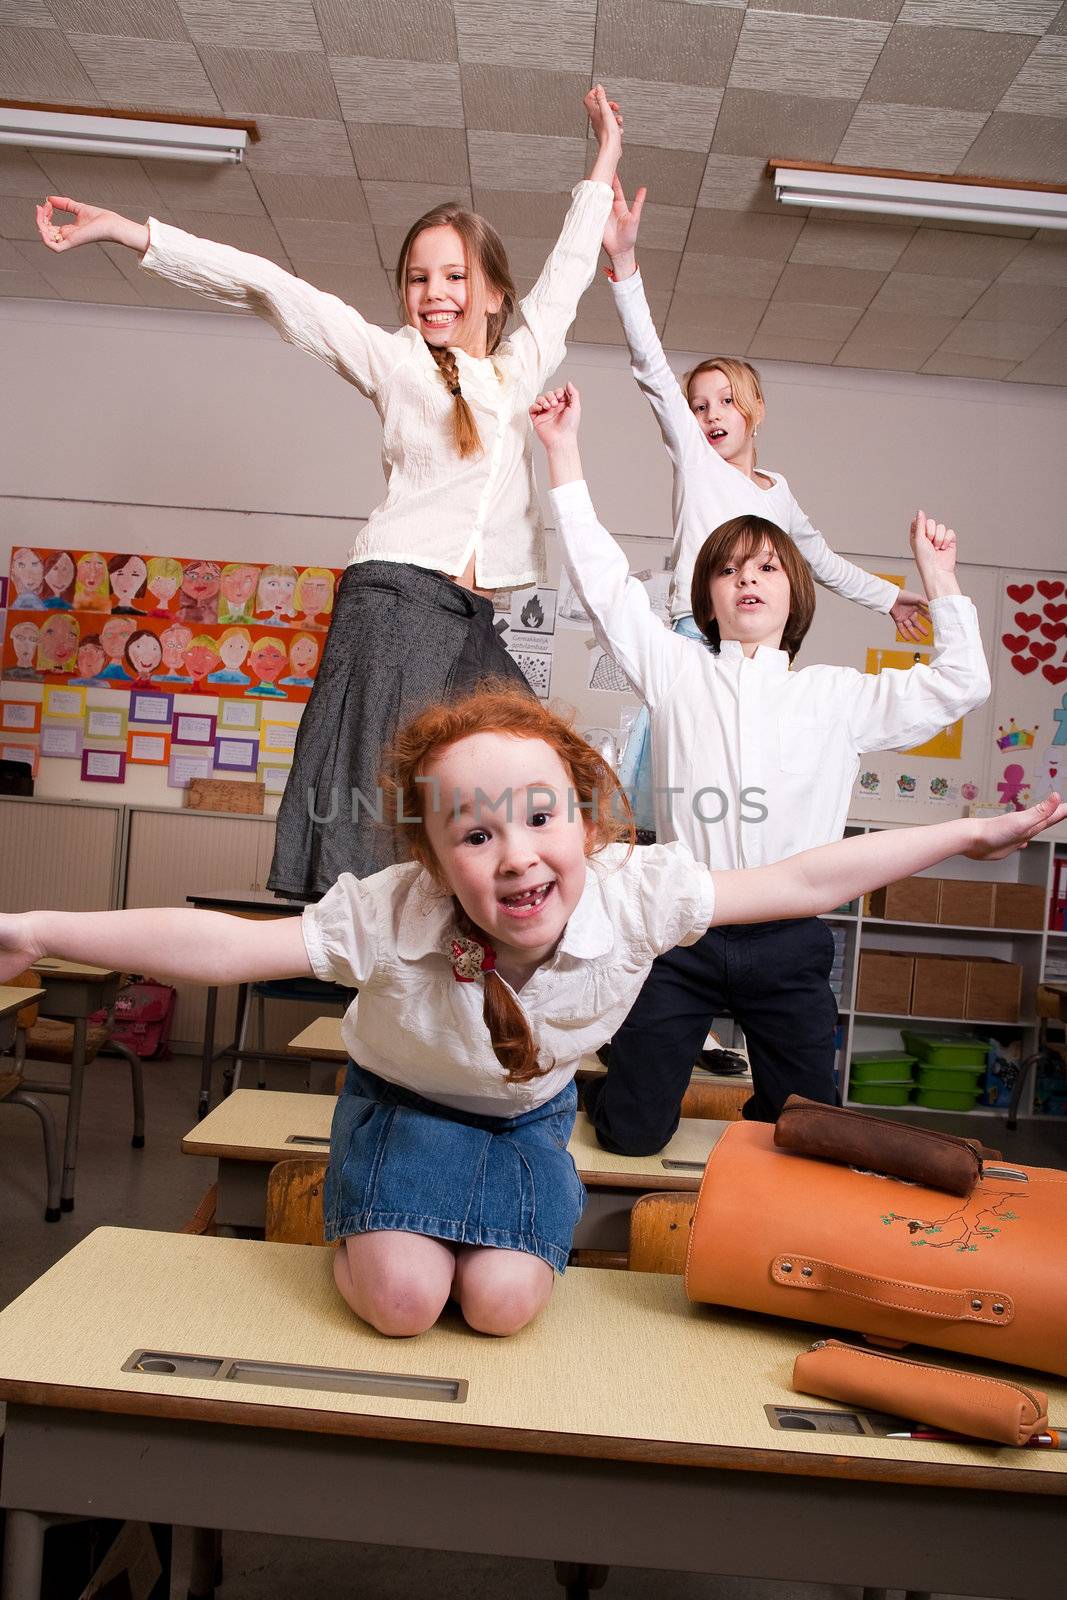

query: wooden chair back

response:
[680,1079,747,1122]
[9,968,41,1030]
[265,1156,328,1246]
[334,1065,346,1095]
[628,1191,697,1275]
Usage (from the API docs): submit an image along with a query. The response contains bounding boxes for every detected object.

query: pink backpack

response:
[110,979,177,1060]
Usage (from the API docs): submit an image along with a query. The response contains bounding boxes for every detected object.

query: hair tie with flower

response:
[449,934,496,983]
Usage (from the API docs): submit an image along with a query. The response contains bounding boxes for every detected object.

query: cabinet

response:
[826,827,1066,1121]
[0,795,124,912]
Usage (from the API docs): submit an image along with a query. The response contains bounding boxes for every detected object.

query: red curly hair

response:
[382,684,634,1083]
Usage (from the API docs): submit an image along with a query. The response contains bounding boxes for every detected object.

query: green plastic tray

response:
[915,1063,985,1091]
[848,1084,913,1106]
[912,1087,980,1111]
[850,1052,916,1085]
[899,1030,988,1068]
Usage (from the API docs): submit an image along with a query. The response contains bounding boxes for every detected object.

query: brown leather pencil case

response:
[774,1095,998,1196]
[792,1338,1048,1446]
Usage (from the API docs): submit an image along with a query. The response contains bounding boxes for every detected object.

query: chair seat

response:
[251,977,350,1004]
[24,1017,112,1064]
[0,1069,23,1100]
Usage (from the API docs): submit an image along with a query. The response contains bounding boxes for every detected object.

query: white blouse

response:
[609,270,900,622]
[140,180,614,590]
[302,842,716,1117]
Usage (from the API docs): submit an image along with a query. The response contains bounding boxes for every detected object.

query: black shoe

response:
[699,1048,748,1076]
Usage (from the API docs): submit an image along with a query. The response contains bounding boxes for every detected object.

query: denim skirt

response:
[324,1064,585,1274]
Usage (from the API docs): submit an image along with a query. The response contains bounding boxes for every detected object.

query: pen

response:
[887,1430,1066,1448]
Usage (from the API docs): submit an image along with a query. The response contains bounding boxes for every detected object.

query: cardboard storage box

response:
[856,950,915,1015]
[964,956,1022,1023]
[866,877,941,924]
[991,881,1046,930]
[937,878,995,927]
[911,953,969,1019]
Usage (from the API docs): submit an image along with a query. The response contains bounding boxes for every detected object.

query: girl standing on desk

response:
[35,88,623,900]
[2,688,1059,1339]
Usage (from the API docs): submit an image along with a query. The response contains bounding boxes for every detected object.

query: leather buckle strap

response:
[771,1255,1014,1325]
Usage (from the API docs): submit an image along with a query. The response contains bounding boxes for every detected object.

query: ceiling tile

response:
[618,144,707,206]
[1052,1,1067,30]
[0,194,42,237]
[966,278,1067,327]
[772,261,885,306]
[454,0,596,73]
[897,0,1062,32]
[175,0,323,50]
[45,1,190,39]
[791,218,913,271]
[165,210,290,264]
[663,290,769,348]
[283,260,399,322]
[0,2,54,24]
[921,351,1018,378]
[998,238,1067,286]
[0,24,102,99]
[0,266,58,296]
[143,160,268,214]
[272,215,380,265]
[0,147,49,198]
[955,110,1067,181]
[315,0,457,62]
[869,270,987,315]
[362,179,473,228]
[330,55,463,126]
[471,187,572,240]
[834,101,988,168]
[895,227,1027,277]
[938,317,1049,359]
[711,89,855,160]
[747,0,901,15]
[598,76,722,153]
[249,172,369,223]
[28,152,166,212]
[861,23,1036,110]
[371,224,406,271]
[243,115,357,176]
[467,130,585,192]
[15,235,128,276]
[459,65,588,137]
[614,247,682,293]
[697,153,778,213]
[843,307,958,351]
[757,298,864,339]
[834,344,923,371]
[675,250,783,299]
[686,208,805,262]
[1006,326,1067,382]
[594,0,742,88]
[572,288,673,344]
[47,273,149,303]
[198,46,340,119]
[346,124,469,186]
[635,203,692,252]
[728,10,890,99]
[502,234,569,282]
[1001,35,1067,115]
[67,33,221,111]
[747,330,843,363]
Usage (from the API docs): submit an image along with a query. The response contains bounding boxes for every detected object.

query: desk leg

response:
[59,1016,87,1213]
[198,987,219,1121]
[0,1508,45,1600]
[222,983,249,1101]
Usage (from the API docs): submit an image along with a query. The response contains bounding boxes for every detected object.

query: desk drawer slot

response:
[124,1349,467,1402]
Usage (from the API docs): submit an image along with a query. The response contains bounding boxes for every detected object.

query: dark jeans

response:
[584,917,840,1156]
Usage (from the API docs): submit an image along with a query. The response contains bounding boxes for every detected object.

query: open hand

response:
[603,175,646,271]
[890,588,930,642]
[965,792,1067,860]
[530,383,581,448]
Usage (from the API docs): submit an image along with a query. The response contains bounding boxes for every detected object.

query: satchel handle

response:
[771,1255,1015,1326]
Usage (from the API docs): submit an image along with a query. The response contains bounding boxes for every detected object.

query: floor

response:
[1,1050,1062,1600]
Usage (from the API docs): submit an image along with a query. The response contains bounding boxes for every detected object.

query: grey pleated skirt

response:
[268,560,531,898]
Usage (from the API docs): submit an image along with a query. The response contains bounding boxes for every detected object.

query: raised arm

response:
[532,384,687,705]
[0,906,311,988]
[37,195,403,397]
[711,793,1066,928]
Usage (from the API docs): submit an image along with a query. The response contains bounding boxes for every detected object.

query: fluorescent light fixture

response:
[769,160,1067,232]
[0,105,252,165]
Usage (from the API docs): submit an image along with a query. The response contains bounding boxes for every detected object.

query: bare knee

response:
[458,1255,554,1336]
[332,1242,449,1337]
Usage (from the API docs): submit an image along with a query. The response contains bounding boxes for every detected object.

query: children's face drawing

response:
[148,572,179,603]
[100,617,136,660]
[76,552,106,590]
[11,624,39,666]
[12,548,43,595]
[289,635,318,675]
[185,641,221,679]
[110,556,147,606]
[219,632,251,669]
[688,368,760,467]
[77,642,106,677]
[40,614,78,666]
[708,539,791,652]
[257,572,296,613]
[128,634,162,675]
[183,562,221,602]
[221,566,258,606]
[160,626,192,670]
[298,574,332,615]
[421,733,592,976]
[44,551,75,594]
[250,641,287,683]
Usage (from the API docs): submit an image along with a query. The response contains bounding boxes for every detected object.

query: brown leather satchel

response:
[684,1121,1067,1377]
[774,1095,997,1197]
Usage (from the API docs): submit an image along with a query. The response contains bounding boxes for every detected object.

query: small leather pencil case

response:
[773,1095,994,1196]
[792,1338,1048,1446]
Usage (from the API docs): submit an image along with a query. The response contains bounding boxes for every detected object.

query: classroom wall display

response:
[40,720,83,760]
[982,572,1067,810]
[2,548,341,706]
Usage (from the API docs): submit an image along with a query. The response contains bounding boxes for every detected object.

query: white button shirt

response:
[552,479,991,871]
[302,843,716,1117]
[140,181,614,590]
[610,271,900,623]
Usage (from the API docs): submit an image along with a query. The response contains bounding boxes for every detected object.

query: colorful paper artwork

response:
[1000,578,1067,686]
[215,735,259,772]
[863,646,963,760]
[81,748,125,783]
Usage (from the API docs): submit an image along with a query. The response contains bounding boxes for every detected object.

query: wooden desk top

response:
[0,986,41,1020]
[1,1227,1064,1492]
[186,889,306,915]
[32,958,119,982]
[182,1090,726,1191]
[287,1016,624,1086]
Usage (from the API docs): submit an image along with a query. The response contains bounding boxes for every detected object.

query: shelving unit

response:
[825,824,1066,1122]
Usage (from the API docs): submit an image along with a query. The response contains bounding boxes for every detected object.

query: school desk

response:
[0,988,41,1054]
[2,1228,1066,1600]
[20,959,122,1212]
[181,1089,726,1248]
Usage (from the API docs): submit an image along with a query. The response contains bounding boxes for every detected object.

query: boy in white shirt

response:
[532,383,991,1153]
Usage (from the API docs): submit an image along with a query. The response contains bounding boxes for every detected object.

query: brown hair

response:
[395,203,517,461]
[685,355,765,465]
[383,685,634,1083]
[691,515,815,662]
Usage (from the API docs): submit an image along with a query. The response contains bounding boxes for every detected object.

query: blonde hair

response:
[146,556,182,589]
[218,625,252,649]
[73,553,110,611]
[395,203,517,461]
[685,356,765,463]
[293,567,335,616]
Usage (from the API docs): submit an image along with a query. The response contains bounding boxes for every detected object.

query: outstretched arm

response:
[785,497,923,627]
[0,907,311,988]
[711,794,1066,928]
